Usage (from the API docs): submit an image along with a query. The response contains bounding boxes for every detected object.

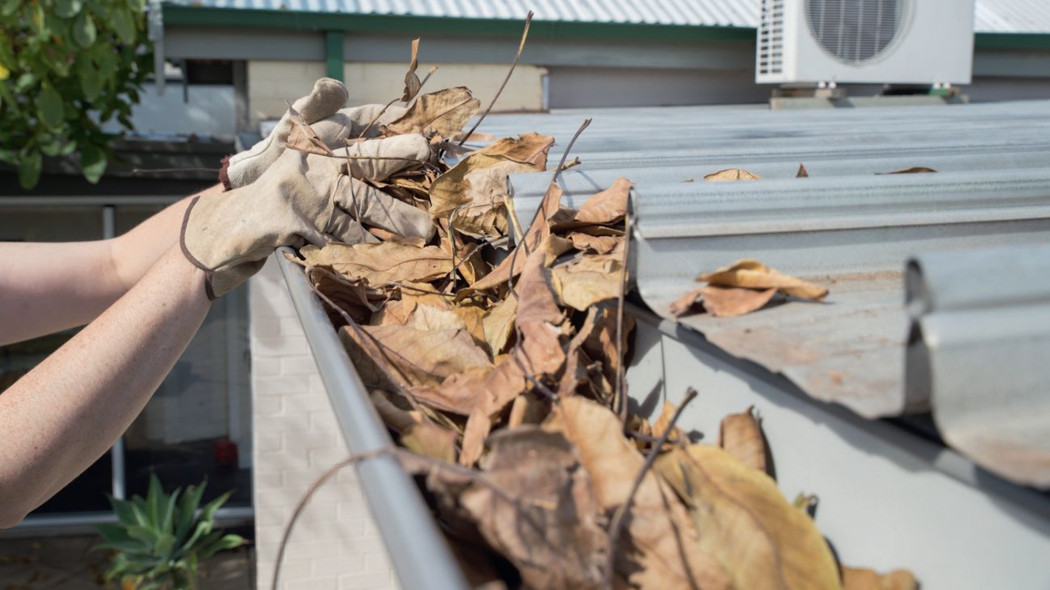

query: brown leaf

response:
[698,258,829,301]
[796,163,809,178]
[651,400,685,446]
[565,232,621,254]
[552,177,631,229]
[411,354,527,418]
[668,286,704,317]
[339,324,491,392]
[430,132,554,232]
[557,307,602,399]
[551,252,624,312]
[513,245,567,378]
[452,303,488,349]
[507,393,548,428]
[401,38,422,102]
[304,266,383,325]
[405,303,467,332]
[285,105,337,157]
[460,427,607,589]
[842,567,918,590]
[704,168,761,181]
[301,243,454,287]
[655,444,841,590]
[701,285,779,317]
[876,166,936,175]
[370,389,423,432]
[582,306,633,391]
[401,422,458,463]
[719,406,770,475]
[385,87,481,139]
[545,397,731,590]
[481,296,518,356]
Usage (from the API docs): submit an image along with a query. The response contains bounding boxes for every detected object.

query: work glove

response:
[183,133,434,299]
[222,77,408,189]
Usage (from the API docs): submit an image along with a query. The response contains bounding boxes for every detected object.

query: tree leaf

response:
[401,38,421,102]
[545,397,731,590]
[385,87,480,139]
[37,83,64,129]
[300,242,453,286]
[719,406,771,476]
[481,295,517,356]
[73,11,97,48]
[460,427,607,589]
[876,166,936,175]
[80,144,107,183]
[697,258,829,301]
[654,444,842,590]
[551,252,624,312]
[704,168,762,181]
[796,163,810,178]
[551,176,631,230]
[401,422,458,463]
[17,150,42,189]
[54,0,82,18]
[110,6,136,45]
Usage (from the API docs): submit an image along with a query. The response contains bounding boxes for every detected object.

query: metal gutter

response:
[906,244,1050,487]
[275,249,469,590]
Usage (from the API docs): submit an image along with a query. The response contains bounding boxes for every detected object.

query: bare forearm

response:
[0,185,221,345]
[0,246,210,527]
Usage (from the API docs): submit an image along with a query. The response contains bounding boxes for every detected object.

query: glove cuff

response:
[179,195,219,300]
[219,154,234,192]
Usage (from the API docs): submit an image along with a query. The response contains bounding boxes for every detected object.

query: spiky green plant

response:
[94,474,246,590]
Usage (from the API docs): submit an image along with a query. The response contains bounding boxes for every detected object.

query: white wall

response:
[101,82,237,138]
[250,258,400,590]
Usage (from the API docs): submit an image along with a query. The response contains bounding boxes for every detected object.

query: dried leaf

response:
[719,406,770,475]
[842,567,918,590]
[507,393,547,428]
[552,177,631,229]
[698,259,829,301]
[461,428,607,589]
[668,286,704,317]
[876,166,936,175]
[651,400,685,446]
[301,243,454,286]
[565,232,621,254]
[285,105,337,156]
[481,296,518,356]
[701,285,779,317]
[405,303,468,332]
[401,422,458,463]
[412,354,527,418]
[655,444,841,590]
[401,38,422,102]
[514,245,567,378]
[430,132,553,228]
[582,306,633,390]
[339,324,491,391]
[551,252,624,312]
[370,389,423,432]
[704,168,761,181]
[385,87,481,139]
[372,299,411,326]
[545,397,732,590]
[452,303,488,348]
[305,266,383,325]
[796,163,809,178]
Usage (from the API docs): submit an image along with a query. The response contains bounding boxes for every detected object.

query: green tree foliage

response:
[0,0,152,189]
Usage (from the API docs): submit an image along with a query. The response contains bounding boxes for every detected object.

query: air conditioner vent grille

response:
[759,0,785,75]
[806,0,909,64]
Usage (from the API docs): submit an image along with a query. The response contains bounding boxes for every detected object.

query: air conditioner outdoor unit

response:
[756,0,975,86]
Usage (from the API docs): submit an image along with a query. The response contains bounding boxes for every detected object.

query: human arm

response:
[0,184,223,346]
[0,245,210,527]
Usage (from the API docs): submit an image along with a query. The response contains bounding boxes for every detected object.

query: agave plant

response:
[94,474,246,590]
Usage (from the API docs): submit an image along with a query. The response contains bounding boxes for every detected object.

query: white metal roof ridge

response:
[166,0,1050,34]
[905,244,1050,488]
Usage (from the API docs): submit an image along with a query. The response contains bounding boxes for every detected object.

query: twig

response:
[603,387,699,590]
[271,448,394,590]
[357,97,401,139]
[458,11,534,146]
[615,209,631,424]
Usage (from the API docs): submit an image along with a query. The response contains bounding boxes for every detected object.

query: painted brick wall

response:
[250,258,400,590]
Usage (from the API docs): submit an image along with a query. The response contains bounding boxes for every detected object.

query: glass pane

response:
[0,206,103,242]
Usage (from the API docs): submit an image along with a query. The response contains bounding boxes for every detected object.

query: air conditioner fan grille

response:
[806,0,908,64]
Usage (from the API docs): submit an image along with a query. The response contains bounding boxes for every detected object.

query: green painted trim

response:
[161,4,755,44]
[325,31,344,80]
[975,32,1050,51]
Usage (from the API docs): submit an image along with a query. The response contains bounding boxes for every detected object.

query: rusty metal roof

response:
[496,99,1050,486]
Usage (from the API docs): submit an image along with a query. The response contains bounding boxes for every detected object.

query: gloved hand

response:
[222,77,409,189]
[183,133,435,299]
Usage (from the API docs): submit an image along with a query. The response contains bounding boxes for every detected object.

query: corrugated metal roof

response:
[168,0,1050,34]
[493,99,1050,486]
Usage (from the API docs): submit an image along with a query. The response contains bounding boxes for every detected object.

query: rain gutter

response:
[276,249,468,590]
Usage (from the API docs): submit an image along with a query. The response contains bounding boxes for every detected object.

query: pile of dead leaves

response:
[287,83,915,589]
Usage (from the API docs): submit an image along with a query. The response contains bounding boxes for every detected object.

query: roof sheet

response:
[168,0,1050,34]
[491,99,1050,485]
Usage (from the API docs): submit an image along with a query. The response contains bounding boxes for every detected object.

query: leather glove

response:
[222,77,408,189]
[183,134,435,299]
